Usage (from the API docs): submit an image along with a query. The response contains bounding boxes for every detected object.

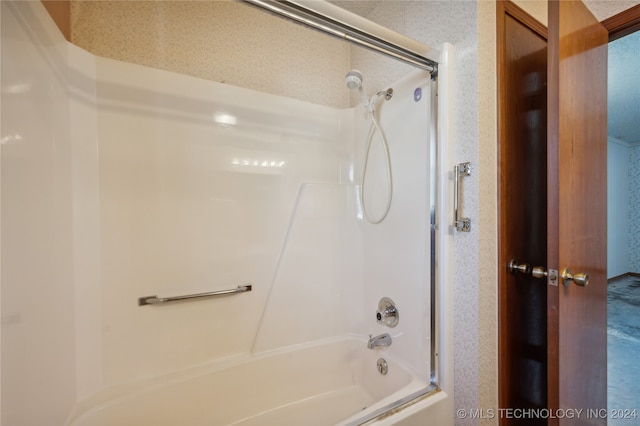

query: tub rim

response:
[66,334,427,426]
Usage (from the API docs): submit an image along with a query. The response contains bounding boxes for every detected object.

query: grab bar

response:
[138,284,252,306]
[453,162,471,232]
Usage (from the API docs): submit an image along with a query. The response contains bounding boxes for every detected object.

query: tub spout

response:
[367,333,392,349]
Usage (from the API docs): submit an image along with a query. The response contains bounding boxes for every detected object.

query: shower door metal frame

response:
[242,1,443,423]
[242,0,439,73]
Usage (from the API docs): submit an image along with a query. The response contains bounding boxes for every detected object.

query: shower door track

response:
[243,0,439,74]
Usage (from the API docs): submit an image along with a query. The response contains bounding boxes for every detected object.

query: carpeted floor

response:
[608,274,640,424]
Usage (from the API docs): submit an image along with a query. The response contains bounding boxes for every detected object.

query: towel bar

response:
[138,285,252,306]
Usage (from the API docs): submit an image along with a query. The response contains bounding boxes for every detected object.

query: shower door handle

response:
[454,162,471,232]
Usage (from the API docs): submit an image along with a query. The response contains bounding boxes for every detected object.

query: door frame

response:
[497,0,639,421]
[602,4,640,41]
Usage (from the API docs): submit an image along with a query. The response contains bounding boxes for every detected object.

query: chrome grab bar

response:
[138,284,252,306]
[453,162,471,232]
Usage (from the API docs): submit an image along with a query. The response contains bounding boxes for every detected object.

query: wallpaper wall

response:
[608,138,631,277]
[607,137,640,277]
[608,26,640,276]
[70,1,350,108]
[630,145,640,272]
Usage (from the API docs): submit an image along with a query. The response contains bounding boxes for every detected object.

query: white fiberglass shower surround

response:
[0,1,454,425]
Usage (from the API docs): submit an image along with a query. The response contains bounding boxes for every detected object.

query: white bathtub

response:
[68,336,438,425]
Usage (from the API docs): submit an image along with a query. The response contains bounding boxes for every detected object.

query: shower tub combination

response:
[64,60,452,423]
[71,337,438,425]
[2,1,454,425]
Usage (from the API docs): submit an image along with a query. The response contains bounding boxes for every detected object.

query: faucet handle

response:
[376,297,399,328]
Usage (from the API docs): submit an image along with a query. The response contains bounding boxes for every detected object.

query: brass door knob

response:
[561,268,589,287]
[508,259,531,275]
[531,266,548,279]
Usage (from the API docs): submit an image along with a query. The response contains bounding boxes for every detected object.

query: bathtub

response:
[68,336,439,425]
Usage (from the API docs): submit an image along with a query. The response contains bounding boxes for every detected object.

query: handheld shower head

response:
[345,70,363,90]
[345,70,372,110]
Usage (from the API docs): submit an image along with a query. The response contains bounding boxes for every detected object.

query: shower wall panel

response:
[1,2,78,424]
[250,70,434,378]
[4,1,440,420]
[355,71,433,378]
[251,183,364,353]
[94,56,352,386]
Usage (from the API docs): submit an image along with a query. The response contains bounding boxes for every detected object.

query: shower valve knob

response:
[376,297,399,328]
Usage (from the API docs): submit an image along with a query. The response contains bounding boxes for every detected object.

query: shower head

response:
[345,70,363,90]
[345,70,372,111]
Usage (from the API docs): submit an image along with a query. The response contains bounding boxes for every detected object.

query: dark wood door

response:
[497,2,548,422]
[547,0,608,423]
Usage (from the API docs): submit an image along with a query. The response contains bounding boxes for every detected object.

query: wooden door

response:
[497,2,548,422]
[547,0,608,423]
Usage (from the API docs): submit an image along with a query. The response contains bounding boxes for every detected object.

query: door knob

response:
[561,268,589,287]
[508,259,547,278]
[508,259,531,275]
[508,260,558,285]
[531,266,548,279]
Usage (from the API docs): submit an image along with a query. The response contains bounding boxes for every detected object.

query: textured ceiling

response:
[583,0,640,21]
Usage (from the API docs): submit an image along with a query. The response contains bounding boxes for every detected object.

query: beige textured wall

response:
[70,1,351,108]
[513,0,547,25]
[475,2,543,423]
[476,2,498,423]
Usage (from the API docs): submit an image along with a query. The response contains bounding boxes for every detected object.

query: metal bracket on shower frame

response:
[454,162,471,232]
[138,285,252,306]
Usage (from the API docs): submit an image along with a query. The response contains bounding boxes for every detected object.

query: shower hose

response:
[360,100,393,224]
